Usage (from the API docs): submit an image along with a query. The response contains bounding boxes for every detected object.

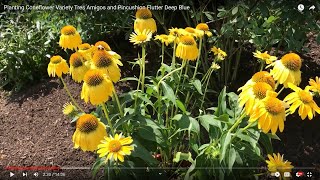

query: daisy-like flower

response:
[266,153,294,178]
[309,76,320,95]
[238,71,276,93]
[268,52,302,87]
[97,133,134,162]
[69,52,89,83]
[179,27,204,38]
[196,23,213,37]
[81,69,114,105]
[91,47,122,83]
[239,82,274,115]
[78,43,94,63]
[154,34,175,46]
[253,50,277,64]
[249,91,286,134]
[134,8,157,33]
[47,55,69,78]
[176,35,198,61]
[169,27,181,37]
[59,25,82,51]
[62,102,77,116]
[284,83,320,120]
[211,46,227,61]
[129,29,152,45]
[210,62,221,70]
[72,114,106,152]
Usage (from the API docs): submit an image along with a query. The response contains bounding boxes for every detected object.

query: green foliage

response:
[0,1,132,91]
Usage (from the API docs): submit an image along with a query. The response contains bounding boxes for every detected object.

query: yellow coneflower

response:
[59,25,82,51]
[154,34,175,46]
[97,133,134,162]
[62,102,77,116]
[134,8,157,33]
[169,27,181,37]
[249,91,286,134]
[238,82,274,115]
[211,46,227,61]
[93,41,122,60]
[69,52,89,83]
[253,50,277,64]
[268,53,302,87]
[91,48,122,83]
[238,71,276,94]
[95,41,111,51]
[47,55,69,78]
[284,83,320,120]
[309,76,320,95]
[180,27,204,38]
[176,36,198,61]
[196,23,213,37]
[266,153,294,178]
[78,43,94,63]
[129,29,152,45]
[81,69,114,105]
[72,114,106,152]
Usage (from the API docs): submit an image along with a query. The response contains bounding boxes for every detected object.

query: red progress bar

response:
[5,166,61,171]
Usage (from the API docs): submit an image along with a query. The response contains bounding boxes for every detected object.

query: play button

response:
[10,172,14,177]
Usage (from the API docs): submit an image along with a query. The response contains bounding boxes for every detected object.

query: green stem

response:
[171,41,177,68]
[157,60,186,88]
[101,103,115,136]
[277,86,285,95]
[60,77,84,113]
[259,61,265,71]
[228,112,246,134]
[200,69,213,110]
[161,43,165,65]
[112,89,124,117]
[192,38,203,80]
[141,45,146,93]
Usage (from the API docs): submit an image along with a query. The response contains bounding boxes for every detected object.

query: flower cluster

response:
[238,52,320,136]
[47,24,134,163]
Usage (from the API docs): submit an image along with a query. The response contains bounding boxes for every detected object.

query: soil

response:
[0,34,319,180]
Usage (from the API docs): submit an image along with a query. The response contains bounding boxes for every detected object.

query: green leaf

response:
[176,99,187,114]
[161,81,176,105]
[131,139,159,165]
[119,77,140,83]
[232,6,238,15]
[191,79,203,95]
[173,114,200,135]
[92,157,105,178]
[199,115,218,132]
[173,152,194,163]
[220,132,231,162]
[259,133,273,154]
[215,87,227,116]
[228,148,236,170]
[214,114,229,123]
